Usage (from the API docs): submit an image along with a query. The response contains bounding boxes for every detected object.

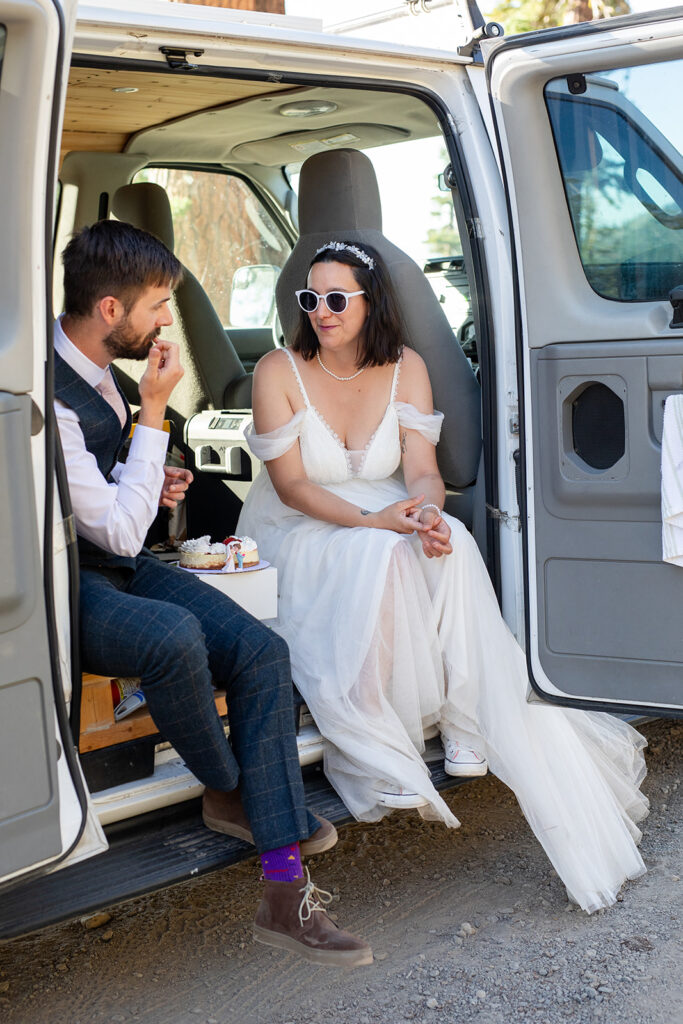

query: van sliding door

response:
[487,13,683,714]
[0,0,104,887]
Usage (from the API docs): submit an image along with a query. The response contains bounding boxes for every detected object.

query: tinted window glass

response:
[545,62,683,302]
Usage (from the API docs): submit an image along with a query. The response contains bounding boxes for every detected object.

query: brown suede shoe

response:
[253,870,373,967]
[298,815,338,856]
[202,790,338,856]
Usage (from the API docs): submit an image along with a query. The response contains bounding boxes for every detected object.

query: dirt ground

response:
[0,719,680,1024]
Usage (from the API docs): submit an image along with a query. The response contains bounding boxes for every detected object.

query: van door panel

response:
[0,0,100,886]
[530,341,683,705]
[0,396,39,630]
[0,396,63,874]
[487,15,683,712]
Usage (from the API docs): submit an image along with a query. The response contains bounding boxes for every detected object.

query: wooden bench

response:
[79,673,227,753]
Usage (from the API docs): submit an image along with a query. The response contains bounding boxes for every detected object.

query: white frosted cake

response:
[178,536,228,570]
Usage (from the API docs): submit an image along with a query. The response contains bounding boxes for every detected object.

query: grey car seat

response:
[111,182,252,425]
[275,149,482,513]
[110,182,251,540]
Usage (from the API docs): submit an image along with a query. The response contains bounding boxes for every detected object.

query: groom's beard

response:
[103,318,160,360]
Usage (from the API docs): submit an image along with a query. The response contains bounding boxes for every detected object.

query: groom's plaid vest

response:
[54,350,137,571]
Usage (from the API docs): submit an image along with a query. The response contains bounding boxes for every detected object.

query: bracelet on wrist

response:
[420,503,442,517]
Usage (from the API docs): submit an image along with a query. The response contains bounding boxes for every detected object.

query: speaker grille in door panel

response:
[571,382,625,470]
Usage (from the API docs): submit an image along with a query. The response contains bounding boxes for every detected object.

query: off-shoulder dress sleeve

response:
[243,409,306,461]
[394,401,444,445]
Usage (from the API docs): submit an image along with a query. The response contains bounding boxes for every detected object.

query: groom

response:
[54,218,371,967]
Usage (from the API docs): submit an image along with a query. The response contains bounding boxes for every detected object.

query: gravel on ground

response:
[0,718,680,1024]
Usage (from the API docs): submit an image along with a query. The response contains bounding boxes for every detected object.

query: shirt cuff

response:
[127,423,169,463]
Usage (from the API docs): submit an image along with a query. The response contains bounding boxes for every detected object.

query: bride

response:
[237,239,649,913]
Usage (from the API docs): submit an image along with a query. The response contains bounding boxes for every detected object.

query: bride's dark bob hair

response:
[290,241,408,367]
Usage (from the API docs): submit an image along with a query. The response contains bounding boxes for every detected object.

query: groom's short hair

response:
[63,219,183,318]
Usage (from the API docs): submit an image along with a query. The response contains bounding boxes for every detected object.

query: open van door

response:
[486,10,683,716]
[0,0,106,887]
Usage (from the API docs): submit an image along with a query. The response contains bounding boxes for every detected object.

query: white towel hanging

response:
[661,393,683,566]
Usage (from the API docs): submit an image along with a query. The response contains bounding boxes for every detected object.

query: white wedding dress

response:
[237,350,649,912]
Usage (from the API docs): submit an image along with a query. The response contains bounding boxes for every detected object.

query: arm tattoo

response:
[400,430,407,455]
[360,508,371,516]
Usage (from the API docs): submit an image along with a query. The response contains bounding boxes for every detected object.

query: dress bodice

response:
[244,349,444,486]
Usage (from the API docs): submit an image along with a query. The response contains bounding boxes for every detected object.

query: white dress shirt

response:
[54,318,168,558]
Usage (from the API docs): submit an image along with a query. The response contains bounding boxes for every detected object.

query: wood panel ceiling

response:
[61,67,293,162]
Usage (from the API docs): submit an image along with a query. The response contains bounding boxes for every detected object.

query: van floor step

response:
[0,760,465,941]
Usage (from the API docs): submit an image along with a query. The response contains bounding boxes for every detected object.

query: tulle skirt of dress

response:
[237,471,649,913]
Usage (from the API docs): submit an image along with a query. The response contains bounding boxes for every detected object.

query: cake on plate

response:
[225,535,259,568]
[178,536,228,571]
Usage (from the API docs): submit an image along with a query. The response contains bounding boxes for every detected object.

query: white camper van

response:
[1,0,682,938]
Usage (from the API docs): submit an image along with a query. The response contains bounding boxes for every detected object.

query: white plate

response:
[174,560,270,575]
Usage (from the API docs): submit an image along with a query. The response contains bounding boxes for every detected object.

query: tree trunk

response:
[563,0,595,23]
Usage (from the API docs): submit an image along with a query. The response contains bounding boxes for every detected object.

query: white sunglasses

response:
[295,289,366,314]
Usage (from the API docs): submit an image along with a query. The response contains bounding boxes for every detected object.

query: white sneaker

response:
[443,738,488,777]
[375,783,429,809]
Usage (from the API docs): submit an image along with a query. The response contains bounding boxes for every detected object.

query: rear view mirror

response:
[230,264,280,328]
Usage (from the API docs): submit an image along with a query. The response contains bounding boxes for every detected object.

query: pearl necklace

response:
[316,350,366,382]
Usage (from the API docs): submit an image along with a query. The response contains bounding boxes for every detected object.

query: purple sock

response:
[260,842,304,883]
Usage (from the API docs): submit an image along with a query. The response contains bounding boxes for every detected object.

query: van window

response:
[133,168,291,327]
[545,61,683,302]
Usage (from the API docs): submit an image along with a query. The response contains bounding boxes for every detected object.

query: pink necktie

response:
[96,368,127,428]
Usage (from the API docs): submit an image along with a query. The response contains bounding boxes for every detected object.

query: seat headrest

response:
[111,182,175,252]
[299,149,382,235]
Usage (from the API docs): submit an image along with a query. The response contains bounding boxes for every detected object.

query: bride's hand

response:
[409,508,452,558]
[372,495,429,535]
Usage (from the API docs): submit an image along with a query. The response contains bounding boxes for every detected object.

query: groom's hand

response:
[159,466,193,508]
[138,340,184,430]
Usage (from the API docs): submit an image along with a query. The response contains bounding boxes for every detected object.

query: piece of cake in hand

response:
[225,535,259,569]
[178,536,228,571]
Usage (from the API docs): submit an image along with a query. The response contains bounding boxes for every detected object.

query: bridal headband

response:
[315,241,375,270]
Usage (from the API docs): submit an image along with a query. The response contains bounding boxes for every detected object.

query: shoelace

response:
[297,867,334,927]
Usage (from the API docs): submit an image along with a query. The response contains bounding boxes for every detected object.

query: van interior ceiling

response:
[59,66,442,204]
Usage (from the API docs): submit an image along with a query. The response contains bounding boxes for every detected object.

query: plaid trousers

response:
[79,552,316,853]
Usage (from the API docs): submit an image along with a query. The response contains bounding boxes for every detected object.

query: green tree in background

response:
[489,0,630,35]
